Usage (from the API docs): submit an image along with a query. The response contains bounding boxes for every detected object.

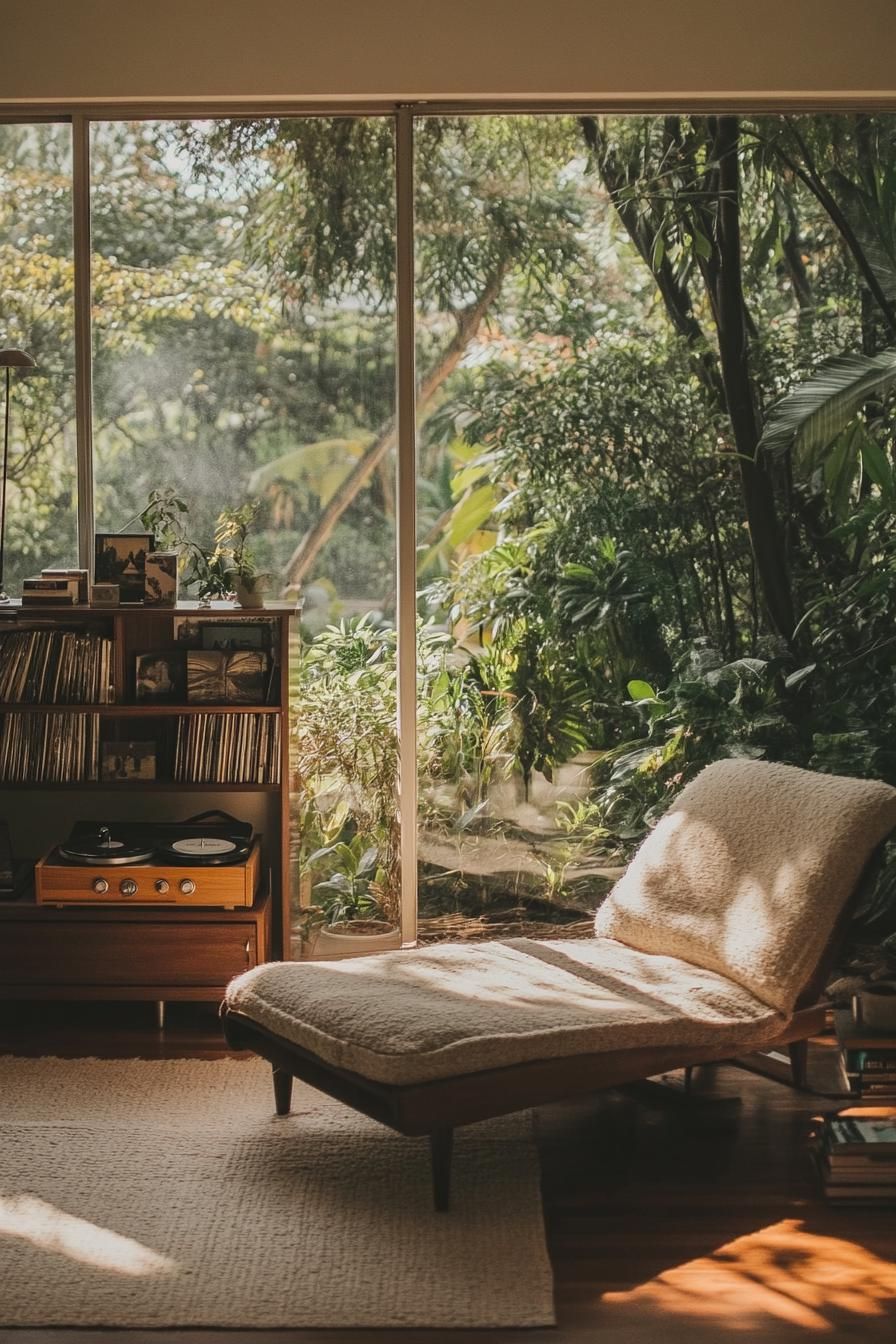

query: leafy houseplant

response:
[138,490,271,605]
[139,488,234,603]
[213,502,270,607]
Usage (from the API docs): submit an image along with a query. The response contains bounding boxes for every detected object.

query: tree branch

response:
[282,267,507,590]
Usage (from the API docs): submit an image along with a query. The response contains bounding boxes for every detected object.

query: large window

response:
[3,109,896,956]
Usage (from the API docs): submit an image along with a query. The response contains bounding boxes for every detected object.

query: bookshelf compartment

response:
[0,601,294,990]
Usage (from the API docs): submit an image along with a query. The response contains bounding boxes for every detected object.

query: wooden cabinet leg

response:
[789,1039,809,1089]
[429,1127,453,1212]
[272,1067,293,1116]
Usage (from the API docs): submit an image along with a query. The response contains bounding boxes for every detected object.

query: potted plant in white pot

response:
[306,834,399,958]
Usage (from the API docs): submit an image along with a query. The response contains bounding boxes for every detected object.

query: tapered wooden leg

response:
[272,1067,293,1115]
[789,1039,809,1090]
[429,1128,454,1212]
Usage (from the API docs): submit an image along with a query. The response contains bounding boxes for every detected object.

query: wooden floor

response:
[2,1001,896,1342]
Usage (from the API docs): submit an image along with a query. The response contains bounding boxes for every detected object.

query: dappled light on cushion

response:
[226,934,783,1084]
[602,1219,896,1332]
[0,1195,176,1277]
[596,761,896,1014]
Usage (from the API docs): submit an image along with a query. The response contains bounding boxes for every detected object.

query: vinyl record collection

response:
[0,628,113,704]
[173,713,281,784]
[0,712,101,783]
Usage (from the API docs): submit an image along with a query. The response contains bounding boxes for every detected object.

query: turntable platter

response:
[161,834,251,864]
[59,836,155,865]
[171,837,237,857]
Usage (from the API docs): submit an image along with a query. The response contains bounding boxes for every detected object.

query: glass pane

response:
[0,123,78,594]
[89,118,398,957]
[415,111,896,949]
[414,115,606,946]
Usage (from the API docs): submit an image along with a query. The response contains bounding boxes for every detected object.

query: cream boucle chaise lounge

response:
[223,761,896,1209]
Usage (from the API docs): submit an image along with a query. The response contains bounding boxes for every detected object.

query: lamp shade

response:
[0,349,36,369]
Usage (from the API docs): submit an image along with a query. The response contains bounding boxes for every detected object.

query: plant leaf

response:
[758,350,896,465]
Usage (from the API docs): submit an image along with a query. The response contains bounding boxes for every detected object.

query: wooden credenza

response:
[0,894,271,1002]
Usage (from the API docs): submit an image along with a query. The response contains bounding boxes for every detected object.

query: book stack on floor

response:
[817,1108,896,1204]
[835,1007,896,1100]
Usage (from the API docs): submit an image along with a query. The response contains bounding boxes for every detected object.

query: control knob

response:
[119,878,138,896]
[154,879,170,895]
[179,878,196,895]
[91,877,109,894]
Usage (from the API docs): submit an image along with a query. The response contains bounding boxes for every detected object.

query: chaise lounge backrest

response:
[595,760,896,1016]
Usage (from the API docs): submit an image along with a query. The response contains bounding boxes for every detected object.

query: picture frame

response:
[135,650,186,704]
[186,648,269,705]
[199,621,272,652]
[173,617,203,646]
[90,582,120,607]
[144,551,178,607]
[94,533,154,605]
[101,739,157,782]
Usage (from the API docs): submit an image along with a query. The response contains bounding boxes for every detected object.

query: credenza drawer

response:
[0,897,270,995]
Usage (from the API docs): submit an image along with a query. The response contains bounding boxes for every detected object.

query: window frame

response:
[6,96,896,949]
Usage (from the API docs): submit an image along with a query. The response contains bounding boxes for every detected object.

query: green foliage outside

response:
[4,112,896,955]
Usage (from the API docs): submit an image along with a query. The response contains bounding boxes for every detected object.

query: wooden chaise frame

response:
[221,871,864,1212]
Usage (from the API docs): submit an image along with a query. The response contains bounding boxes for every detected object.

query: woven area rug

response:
[0,1055,554,1328]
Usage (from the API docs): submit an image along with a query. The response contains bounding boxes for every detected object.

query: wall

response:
[2,0,895,106]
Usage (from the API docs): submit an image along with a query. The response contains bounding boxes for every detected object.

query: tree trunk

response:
[282,269,506,591]
[712,116,797,645]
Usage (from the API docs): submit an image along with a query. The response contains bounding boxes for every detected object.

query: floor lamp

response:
[0,348,37,604]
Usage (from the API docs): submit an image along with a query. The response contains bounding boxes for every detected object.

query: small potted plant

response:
[304,835,400,958]
[214,502,271,607]
[140,488,234,605]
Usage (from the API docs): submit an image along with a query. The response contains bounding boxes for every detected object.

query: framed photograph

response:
[94,533,154,605]
[90,582,119,607]
[135,650,186,703]
[144,551,178,607]
[187,649,270,704]
[101,739,157,782]
[173,617,203,646]
[199,621,272,652]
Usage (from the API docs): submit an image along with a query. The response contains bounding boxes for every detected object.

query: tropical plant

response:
[308,835,385,925]
[292,616,400,925]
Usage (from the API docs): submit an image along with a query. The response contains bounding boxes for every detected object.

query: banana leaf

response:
[758,350,896,466]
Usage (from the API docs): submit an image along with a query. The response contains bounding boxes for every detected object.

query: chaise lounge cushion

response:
[225,935,785,1086]
[595,759,896,1014]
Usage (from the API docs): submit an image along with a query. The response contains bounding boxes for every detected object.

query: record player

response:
[35,811,261,908]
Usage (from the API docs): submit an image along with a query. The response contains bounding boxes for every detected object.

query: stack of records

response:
[817,1108,896,1204]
